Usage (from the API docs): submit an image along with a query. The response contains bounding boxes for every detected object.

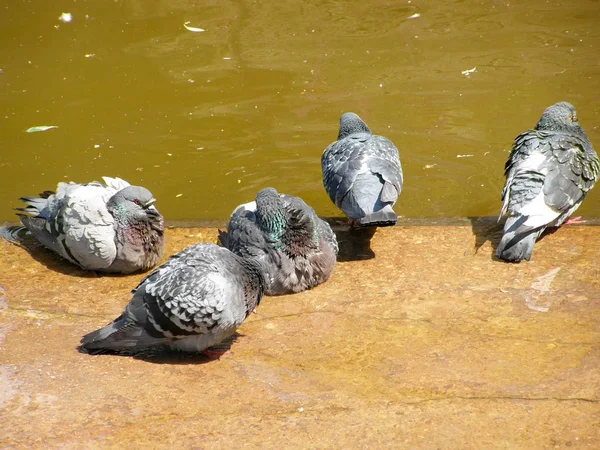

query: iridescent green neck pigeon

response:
[219,187,338,296]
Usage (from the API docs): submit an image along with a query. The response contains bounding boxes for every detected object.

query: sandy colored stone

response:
[0,221,599,448]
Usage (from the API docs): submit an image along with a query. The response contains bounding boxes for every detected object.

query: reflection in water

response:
[1,0,600,222]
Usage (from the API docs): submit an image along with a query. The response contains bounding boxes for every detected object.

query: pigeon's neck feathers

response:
[338,112,371,140]
[281,208,319,257]
[256,189,287,244]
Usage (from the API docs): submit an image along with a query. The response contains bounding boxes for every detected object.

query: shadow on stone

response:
[468,216,504,256]
[77,333,242,365]
[327,220,377,262]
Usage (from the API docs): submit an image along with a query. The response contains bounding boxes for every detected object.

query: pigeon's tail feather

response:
[15,195,52,218]
[358,205,397,227]
[16,215,64,257]
[80,316,167,354]
[495,215,544,262]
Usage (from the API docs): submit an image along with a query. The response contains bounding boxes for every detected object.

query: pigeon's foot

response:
[348,218,359,229]
[202,348,228,360]
[564,216,585,225]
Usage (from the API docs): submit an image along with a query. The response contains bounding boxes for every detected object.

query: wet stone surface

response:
[0,222,599,448]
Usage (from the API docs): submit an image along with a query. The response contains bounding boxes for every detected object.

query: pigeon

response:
[16,176,165,273]
[218,187,338,296]
[321,112,403,227]
[496,102,600,262]
[80,243,266,354]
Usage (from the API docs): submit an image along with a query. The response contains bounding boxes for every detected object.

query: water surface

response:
[1,0,599,222]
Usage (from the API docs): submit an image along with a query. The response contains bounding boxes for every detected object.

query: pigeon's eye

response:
[133,199,142,206]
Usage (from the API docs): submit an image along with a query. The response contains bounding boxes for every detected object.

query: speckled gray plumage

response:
[16,176,165,273]
[321,112,403,226]
[219,188,338,296]
[80,243,266,353]
[496,102,599,262]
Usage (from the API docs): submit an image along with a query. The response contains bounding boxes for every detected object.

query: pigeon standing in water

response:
[16,176,165,273]
[321,112,403,227]
[80,243,266,355]
[496,102,599,262]
[219,187,338,296]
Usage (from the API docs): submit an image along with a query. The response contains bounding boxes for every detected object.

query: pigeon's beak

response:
[144,198,157,209]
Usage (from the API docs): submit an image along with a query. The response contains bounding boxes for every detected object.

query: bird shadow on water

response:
[76,333,242,365]
[469,216,559,261]
[0,225,122,278]
[327,220,377,262]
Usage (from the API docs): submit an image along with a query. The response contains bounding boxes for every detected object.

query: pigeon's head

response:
[535,102,582,132]
[107,186,162,225]
[338,112,371,140]
[255,187,286,241]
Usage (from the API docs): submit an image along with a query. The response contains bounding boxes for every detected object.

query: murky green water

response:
[1,0,600,223]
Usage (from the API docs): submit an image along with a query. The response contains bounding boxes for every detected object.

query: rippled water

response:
[1,0,599,222]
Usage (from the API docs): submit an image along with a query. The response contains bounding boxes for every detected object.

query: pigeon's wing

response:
[317,217,338,255]
[101,176,131,193]
[322,133,372,207]
[138,245,248,339]
[365,136,403,202]
[500,131,551,219]
[542,133,600,214]
[220,207,271,260]
[60,184,117,269]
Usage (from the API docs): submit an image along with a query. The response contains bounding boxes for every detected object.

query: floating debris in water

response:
[423,164,437,169]
[461,67,477,77]
[85,53,96,59]
[176,194,183,198]
[456,154,473,158]
[407,13,421,19]
[26,125,58,133]
[58,12,72,23]
[183,22,205,33]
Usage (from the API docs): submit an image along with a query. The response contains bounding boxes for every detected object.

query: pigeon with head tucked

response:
[496,102,599,262]
[321,112,403,227]
[80,243,265,355]
[16,176,165,273]
[219,187,338,296]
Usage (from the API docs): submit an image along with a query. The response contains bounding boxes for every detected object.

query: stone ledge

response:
[1,224,599,448]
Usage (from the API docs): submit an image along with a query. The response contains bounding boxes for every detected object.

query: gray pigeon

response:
[496,102,600,262]
[80,243,266,354]
[321,112,403,226]
[16,176,165,273]
[218,187,338,296]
